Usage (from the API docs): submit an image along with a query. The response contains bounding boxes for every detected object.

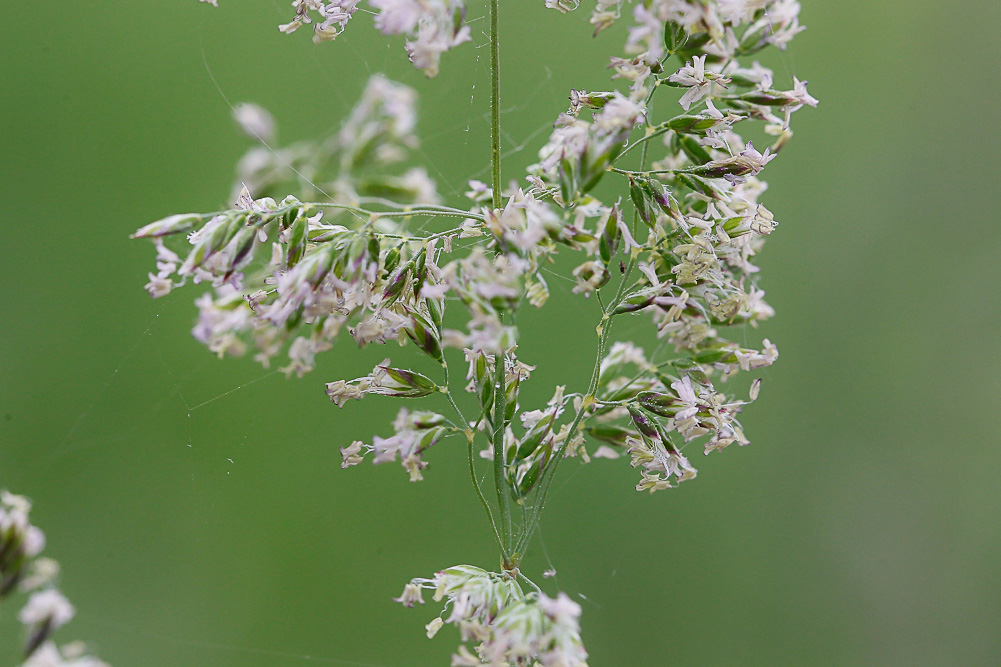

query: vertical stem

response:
[493,350,512,566]
[487,0,514,570]
[445,363,505,554]
[489,0,502,210]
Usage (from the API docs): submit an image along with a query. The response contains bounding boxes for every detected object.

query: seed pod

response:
[405,311,443,363]
[411,411,447,430]
[505,372,521,423]
[286,213,309,268]
[206,216,238,256]
[226,226,258,276]
[691,348,732,365]
[367,234,381,266]
[627,405,661,441]
[558,156,578,205]
[737,21,770,55]
[636,391,680,418]
[281,205,301,230]
[599,204,621,264]
[412,250,428,299]
[383,245,402,274]
[629,177,653,226]
[131,213,208,239]
[664,21,688,55]
[516,413,555,461]
[373,365,439,398]
[451,2,466,37]
[515,443,552,496]
[664,114,718,134]
[426,289,445,330]
[614,291,656,315]
[737,90,800,107]
[382,266,411,304]
[580,139,625,196]
[672,32,712,61]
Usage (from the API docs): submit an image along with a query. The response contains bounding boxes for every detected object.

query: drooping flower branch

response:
[139,1,817,663]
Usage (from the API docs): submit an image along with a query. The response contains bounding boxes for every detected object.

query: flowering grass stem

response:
[486,0,516,571]
[131,3,817,662]
[613,126,670,163]
[493,346,514,567]
[444,360,506,556]
[313,202,482,221]
[609,167,676,177]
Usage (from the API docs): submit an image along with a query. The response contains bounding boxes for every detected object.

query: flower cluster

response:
[340,405,451,481]
[523,0,817,491]
[589,0,804,54]
[396,566,588,666]
[275,0,470,76]
[1,490,108,666]
[138,0,816,662]
[134,75,456,378]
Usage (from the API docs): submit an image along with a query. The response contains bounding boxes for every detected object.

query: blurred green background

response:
[2,1,1000,665]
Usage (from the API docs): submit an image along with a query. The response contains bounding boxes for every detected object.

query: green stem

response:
[469,429,505,554]
[489,0,502,210]
[312,202,480,220]
[516,103,657,556]
[367,209,478,221]
[515,259,635,556]
[375,225,471,242]
[485,0,515,571]
[354,198,475,214]
[614,126,670,164]
[611,82,666,164]
[493,349,513,566]
[443,362,505,555]
[610,167,678,177]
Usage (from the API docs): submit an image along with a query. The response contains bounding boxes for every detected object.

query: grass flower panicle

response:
[131,0,817,662]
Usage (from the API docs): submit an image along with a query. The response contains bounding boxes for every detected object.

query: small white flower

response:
[593,92,645,133]
[538,114,590,174]
[24,525,46,558]
[20,589,75,629]
[325,380,367,407]
[144,274,172,298]
[789,77,819,109]
[425,616,444,638]
[393,581,426,607]
[738,140,777,173]
[1,489,32,514]
[668,55,730,111]
[669,55,710,110]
